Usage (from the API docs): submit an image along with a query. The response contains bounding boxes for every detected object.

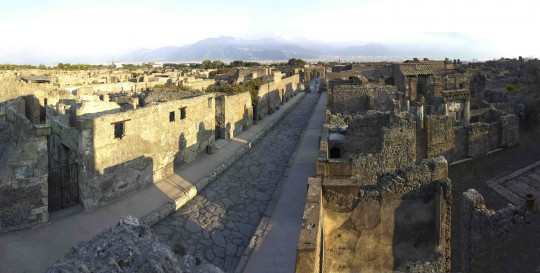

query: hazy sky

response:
[1,0,539,61]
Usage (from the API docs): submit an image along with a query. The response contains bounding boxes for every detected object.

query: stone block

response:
[33,124,51,136]
[31,206,48,215]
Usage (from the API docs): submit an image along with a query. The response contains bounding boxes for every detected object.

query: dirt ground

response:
[449,123,540,272]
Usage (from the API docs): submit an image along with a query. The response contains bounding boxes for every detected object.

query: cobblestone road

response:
[152,92,320,272]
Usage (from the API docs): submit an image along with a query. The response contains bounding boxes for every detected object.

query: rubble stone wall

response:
[331,84,398,114]
[424,115,468,162]
[349,113,416,185]
[298,158,452,273]
[461,189,529,273]
[0,107,49,232]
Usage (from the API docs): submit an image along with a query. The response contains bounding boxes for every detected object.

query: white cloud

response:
[1,4,254,56]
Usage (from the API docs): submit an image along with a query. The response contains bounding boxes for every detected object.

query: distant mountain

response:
[121,36,320,62]
[337,43,389,56]
[0,36,498,65]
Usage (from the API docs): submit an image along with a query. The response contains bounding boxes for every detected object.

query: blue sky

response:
[1,0,539,60]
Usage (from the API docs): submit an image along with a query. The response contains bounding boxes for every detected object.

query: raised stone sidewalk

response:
[0,91,307,273]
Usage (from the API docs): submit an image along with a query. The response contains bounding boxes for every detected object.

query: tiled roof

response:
[400,66,433,76]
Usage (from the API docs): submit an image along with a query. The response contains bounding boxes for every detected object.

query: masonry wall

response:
[331,84,398,114]
[0,107,49,232]
[77,94,215,209]
[461,189,528,273]
[348,113,416,185]
[500,114,519,147]
[424,115,468,162]
[255,74,300,120]
[217,92,253,139]
[298,157,452,273]
[71,79,169,95]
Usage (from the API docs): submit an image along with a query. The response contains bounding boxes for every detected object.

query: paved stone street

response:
[152,92,320,272]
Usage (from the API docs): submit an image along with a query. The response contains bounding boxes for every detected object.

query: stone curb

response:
[141,92,308,227]
[234,92,323,273]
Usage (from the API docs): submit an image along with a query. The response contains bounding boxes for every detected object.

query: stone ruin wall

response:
[421,112,519,162]
[461,189,530,273]
[349,113,417,185]
[0,106,49,232]
[216,92,253,140]
[423,115,468,162]
[70,78,170,95]
[331,84,398,114]
[255,74,299,120]
[298,157,452,273]
[76,94,215,209]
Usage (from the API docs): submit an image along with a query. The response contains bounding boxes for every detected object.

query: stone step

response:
[214,139,229,150]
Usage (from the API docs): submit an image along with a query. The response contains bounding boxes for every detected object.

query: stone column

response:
[444,99,449,116]
[463,99,470,126]
[406,99,410,112]
[417,102,424,130]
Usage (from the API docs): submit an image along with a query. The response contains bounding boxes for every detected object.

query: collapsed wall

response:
[298,157,452,273]
[46,222,224,273]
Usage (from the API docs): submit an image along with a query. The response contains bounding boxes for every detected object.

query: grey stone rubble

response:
[152,92,320,272]
[46,219,224,273]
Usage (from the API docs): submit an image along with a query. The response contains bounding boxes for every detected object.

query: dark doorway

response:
[48,135,79,212]
[329,146,341,159]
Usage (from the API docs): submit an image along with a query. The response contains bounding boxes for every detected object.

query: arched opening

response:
[329,146,341,159]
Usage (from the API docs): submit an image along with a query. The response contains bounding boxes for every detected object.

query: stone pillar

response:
[417,103,424,130]
[406,100,410,112]
[444,99,449,116]
[463,100,470,126]
[417,96,425,130]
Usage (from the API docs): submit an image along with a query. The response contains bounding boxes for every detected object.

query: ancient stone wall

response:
[217,92,253,140]
[351,63,393,80]
[500,114,519,147]
[0,107,49,232]
[461,189,529,273]
[467,123,492,157]
[69,78,169,95]
[76,94,215,209]
[298,157,452,273]
[255,74,299,120]
[349,113,416,185]
[331,84,397,114]
[424,115,468,162]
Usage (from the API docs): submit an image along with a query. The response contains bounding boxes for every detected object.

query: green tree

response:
[287,58,307,66]
[200,60,212,69]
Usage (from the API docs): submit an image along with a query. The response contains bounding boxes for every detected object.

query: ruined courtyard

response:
[1,57,540,273]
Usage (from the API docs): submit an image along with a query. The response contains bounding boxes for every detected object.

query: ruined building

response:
[0,67,302,232]
[296,60,521,272]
